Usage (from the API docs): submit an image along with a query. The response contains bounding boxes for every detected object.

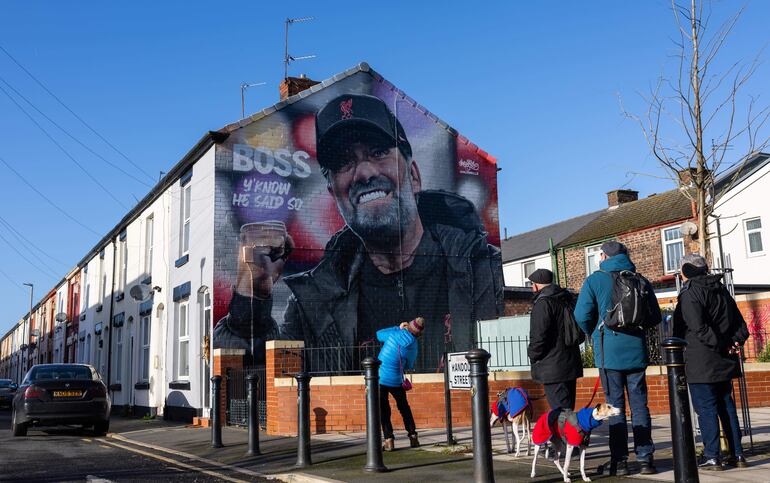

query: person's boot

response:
[723,455,749,468]
[698,457,724,471]
[383,438,395,452]
[612,459,629,476]
[408,433,420,448]
[640,459,658,475]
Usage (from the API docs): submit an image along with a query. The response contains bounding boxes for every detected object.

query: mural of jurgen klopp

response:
[213,94,503,365]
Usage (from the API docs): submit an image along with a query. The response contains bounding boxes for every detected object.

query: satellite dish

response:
[680,220,698,236]
[129,284,152,302]
[55,312,67,323]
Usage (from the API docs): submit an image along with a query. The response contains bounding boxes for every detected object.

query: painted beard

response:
[337,174,418,246]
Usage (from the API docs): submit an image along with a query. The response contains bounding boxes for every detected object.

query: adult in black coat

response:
[673,254,750,470]
[527,269,583,410]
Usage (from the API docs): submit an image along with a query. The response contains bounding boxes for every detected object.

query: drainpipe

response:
[106,239,118,387]
[549,238,558,283]
[560,248,568,287]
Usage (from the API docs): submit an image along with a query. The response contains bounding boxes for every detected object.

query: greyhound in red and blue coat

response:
[489,387,533,457]
[530,403,621,482]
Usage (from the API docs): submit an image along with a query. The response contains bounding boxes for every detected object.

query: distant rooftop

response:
[557,188,692,248]
[501,210,604,263]
[714,152,770,196]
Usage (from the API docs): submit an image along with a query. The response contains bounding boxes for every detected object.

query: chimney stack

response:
[607,189,639,208]
[279,75,320,100]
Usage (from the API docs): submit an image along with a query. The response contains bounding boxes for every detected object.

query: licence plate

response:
[53,391,82,398]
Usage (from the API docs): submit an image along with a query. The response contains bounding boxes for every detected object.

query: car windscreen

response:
[0,380,11,388]
[30,366,93,381]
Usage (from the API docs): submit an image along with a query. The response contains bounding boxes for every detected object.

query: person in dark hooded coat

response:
[673,254,750,470]
[527,269,583,410]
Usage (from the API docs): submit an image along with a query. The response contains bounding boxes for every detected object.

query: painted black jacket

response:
[673,274,749,383]
[213,190,504,364]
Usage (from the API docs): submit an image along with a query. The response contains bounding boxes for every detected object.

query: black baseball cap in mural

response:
[315,94,412,172]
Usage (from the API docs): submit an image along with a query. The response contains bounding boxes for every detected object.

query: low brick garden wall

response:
[250,342,770,436]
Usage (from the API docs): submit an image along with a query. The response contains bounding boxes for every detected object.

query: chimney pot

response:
[279,75,320,100]
[607,189,639,208]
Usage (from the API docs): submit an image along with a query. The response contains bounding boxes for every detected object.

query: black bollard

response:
[295,372,312,468]
[210,375,223,448]
[443,352,456,445]
[466,348,494,483]
[362,357,387,473]
[662,338,699,483]
[246,372,261,456]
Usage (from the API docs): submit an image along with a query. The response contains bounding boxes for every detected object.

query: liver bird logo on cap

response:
[340,98,353,120]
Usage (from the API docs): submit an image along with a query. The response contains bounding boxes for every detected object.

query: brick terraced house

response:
[554,188,697,297]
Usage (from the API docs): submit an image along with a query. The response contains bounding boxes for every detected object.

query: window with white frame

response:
[662,226,684,273]
[98,255,105,302]
[180,185,191,256]
[144,215,154,277]
[77,331,85,362]
[95,336,102,376]
[140,314,151,381]
[177,301,189,379]
[585,245,602,276]
[120,238,128,292]
[83,282,90,313]
[115,327,123,383]
[117,234,128,293]
[522,261,536,287]
[745,217,764,255]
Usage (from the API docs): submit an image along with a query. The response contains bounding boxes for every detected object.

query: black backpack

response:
[538,290,584,347]
[559,292,585,347]
[602,270,651,333]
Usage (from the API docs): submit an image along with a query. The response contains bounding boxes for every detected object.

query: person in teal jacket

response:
[573,241,662,476]
[377,316,424,451]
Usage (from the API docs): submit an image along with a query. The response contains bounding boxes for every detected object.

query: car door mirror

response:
[10,383,18,391]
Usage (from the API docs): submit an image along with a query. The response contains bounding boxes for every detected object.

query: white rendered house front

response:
[710,153,770,286]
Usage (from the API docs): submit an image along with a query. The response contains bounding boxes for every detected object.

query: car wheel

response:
[11,409,27,437]
[93,420,109,436]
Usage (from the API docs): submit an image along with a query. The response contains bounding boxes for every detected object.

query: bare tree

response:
[623,0,770,257]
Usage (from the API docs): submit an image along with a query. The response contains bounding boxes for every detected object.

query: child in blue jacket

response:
[377,316,424,451]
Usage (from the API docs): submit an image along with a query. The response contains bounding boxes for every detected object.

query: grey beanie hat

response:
[600,240,628,257]
[681,253,708,277]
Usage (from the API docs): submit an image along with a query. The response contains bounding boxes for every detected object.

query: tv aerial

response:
[129,284,153,303]
[284,16,316,79]
[240,82,266,119]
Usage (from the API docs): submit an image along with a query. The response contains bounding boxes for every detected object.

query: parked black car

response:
[0,379,17,408]
[11,364,111,437]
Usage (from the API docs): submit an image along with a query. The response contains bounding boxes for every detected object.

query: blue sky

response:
[1,1,769,333]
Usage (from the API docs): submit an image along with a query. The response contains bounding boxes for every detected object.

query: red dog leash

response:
[584,377,601,408]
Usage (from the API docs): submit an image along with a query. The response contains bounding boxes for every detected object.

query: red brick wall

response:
[265,341,304,434]
[263,344,770,436]
[504,298,532,316]
[212,349,245,426]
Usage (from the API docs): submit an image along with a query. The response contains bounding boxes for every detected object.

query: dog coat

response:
[532,408,601,447]
[492,387,530,420]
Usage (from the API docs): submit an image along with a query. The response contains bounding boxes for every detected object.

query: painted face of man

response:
[326,132,421,244]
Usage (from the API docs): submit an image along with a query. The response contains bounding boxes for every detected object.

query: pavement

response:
[104,408,770,483]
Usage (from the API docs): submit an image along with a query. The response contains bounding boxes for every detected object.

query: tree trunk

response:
[690,0,709,257]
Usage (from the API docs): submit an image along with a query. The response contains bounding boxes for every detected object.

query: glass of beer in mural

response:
[240,221,289,263]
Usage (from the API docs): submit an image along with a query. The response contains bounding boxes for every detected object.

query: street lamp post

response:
[22,283,33,377]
